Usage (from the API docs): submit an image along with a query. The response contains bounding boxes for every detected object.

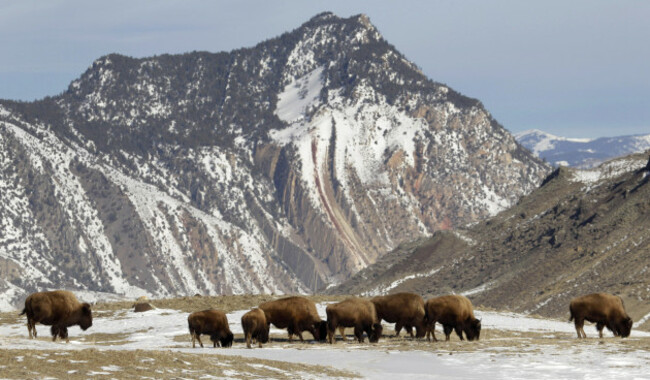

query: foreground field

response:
[1,295,649,379]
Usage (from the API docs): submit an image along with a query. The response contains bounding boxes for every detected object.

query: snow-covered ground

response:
[1,304,649,379]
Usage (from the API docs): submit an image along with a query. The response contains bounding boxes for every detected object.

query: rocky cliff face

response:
[0,13,549,309]
[332,152,650,328]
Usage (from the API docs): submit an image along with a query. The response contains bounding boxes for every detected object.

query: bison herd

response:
[19,291,635,347]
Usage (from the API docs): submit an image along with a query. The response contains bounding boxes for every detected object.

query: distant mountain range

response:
[515,129,650,168]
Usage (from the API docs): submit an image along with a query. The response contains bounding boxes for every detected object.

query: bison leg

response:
[338,326,346,341]
[394,322,402,337]
[453,325,464,341]
[58,327,69,343]
[26,318,36,339]
[327,326,336,344]
[354,325,364,343]
[427,321,438,342]
[596,322,605,339]
[195,333,204,348]
[405,325,414,338]
[50,326,60,342]
[245,331,252,349]
[574,318,586,338]
[443,324,454,341]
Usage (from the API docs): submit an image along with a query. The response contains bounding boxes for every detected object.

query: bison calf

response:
[259,296,327,342]
[188,309,234,348]
[371,292,426,338]
[241,308,270,348]
[424,295,481,342]
[569,293,633,338]
[20,290,93,343]
[326,298,383,344]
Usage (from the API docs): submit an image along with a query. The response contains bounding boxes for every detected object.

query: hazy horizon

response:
[0,1,647,139]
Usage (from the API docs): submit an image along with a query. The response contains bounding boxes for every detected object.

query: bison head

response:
[220,332,234,348]
[314,321,328,342]
[79,303,93,331]
[465,318,481,341]
[369,323,383,343]
[617,317,633,338]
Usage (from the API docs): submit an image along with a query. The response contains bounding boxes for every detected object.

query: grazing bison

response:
[326,298,383,344]
[188,309,234,348]
[569,293,633,338]
[424,295,481,342]
[20,290,93,342]
[371,292,426,338]
[241,308,270,348]
[258,296,327,342]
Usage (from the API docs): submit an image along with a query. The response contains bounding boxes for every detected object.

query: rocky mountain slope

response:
[0,13,549,309]
[331,152,650,328]
[516,129,650,168]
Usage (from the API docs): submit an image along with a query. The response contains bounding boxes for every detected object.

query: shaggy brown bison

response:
[569,293,633,338]
[371,292,426,338]
[424,295,481,342]
[20,290,93,342]
[241,308,270,348]
[325,297,383,344]
[188,309,234,348]
[258,296,327,342]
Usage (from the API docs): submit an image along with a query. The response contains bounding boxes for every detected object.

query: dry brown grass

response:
[0,348,360,379]
[92,294,348,314]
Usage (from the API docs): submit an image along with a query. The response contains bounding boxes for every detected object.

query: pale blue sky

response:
[0,0,648,138]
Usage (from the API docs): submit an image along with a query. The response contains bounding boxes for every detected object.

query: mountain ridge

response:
[515,129,650,168]
[0,13,549,309]
[331,151,650,329]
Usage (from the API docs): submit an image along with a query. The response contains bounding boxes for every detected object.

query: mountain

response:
[515,129,650,168]
[331,152,650,329]
[0,13,549,310]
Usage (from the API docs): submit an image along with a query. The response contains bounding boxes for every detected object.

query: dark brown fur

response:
[424,295,481,342]
[241,308,270,348]
[187,309,234,348]
[371,292,426,338]
[258,296,327,342]
[325,297,383,344]
[20,290,93,342]
[569,293,633,338]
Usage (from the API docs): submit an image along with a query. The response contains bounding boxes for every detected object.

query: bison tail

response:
[568,305,574,322]
[20,308,27,316]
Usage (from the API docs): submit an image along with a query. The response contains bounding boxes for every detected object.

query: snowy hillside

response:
[0,13,549,309]
[515,129,650,168]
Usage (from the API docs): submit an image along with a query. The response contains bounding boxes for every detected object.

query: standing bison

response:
[20,290,93,342]
[569,293,633,338]
[371,292,426,338]
[258,296,327,342]
[325,297,383,344]
[188,309,234,348]
[241,308,270,348]
[424,295,481,342]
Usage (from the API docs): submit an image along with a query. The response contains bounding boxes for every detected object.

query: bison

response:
[258,296,327,342]
[241,308,270,348]
[325,297,383,344]
[424,295,481,342]
[188,309,234,348]
[569,293,633,338]
[371,292,426,338]
[20,290,93,342]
